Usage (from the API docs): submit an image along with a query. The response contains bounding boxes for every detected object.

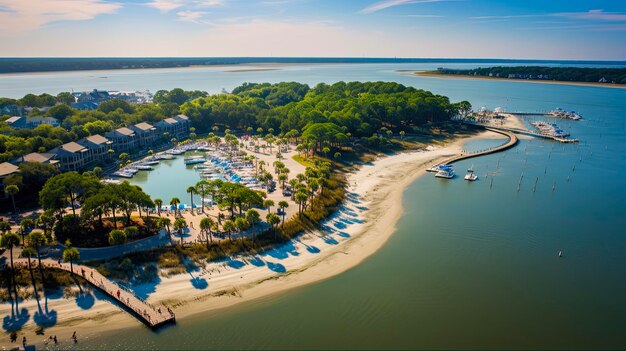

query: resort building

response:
[0,162,19,199]
[5,116,60,129]
[79,134,114,165]
[106,127,138,153]
[52,142,89,172]
[156,114,190,140]
[16,152,60,169]
[130,122,158,148]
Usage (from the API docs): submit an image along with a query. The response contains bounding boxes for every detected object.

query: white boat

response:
[548,108,582,120]
[157,154,174,160]
[427,164,453,172]
[143,160,160,165]
[184,156,207,165]
[464,167,478,181]
[136,165,153,170]
[113,171,134,178]
[435,169,455,179]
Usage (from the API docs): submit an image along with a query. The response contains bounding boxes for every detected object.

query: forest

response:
[435,66,626,84]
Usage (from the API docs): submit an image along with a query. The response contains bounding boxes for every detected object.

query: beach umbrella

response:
[179,204,185,210]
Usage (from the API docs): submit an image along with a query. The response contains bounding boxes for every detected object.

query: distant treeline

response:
[435,66,626,84]
[1,58,625,74]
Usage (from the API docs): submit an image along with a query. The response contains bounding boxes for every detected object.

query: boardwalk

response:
[442,128,518,165]
[14,258,175,329]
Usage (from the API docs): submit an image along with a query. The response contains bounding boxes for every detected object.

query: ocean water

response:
[2,63,625,349]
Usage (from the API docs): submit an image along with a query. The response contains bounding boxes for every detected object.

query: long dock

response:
[15,258,175,329]
[441,127,518,165]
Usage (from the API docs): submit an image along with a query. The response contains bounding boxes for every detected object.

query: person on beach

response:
[57,256,61,265]
[54,335,58,345]
[22,336,27,348]
[117,289,121,299]
[72,331,77,343]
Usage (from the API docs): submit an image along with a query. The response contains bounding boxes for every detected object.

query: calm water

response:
[127,152,210,205]
[3,63,626,349]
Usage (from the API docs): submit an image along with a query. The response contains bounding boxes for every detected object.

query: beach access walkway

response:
[12,258,176,329]
[442,127,518,165]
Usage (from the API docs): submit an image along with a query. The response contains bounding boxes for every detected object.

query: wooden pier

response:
[16,259,176,329]
[441,127,518,166]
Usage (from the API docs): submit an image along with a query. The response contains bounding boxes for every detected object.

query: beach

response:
[2,130,500,347]
[402,70,626,90]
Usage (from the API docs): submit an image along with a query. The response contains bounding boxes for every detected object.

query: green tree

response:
[234,217,249,243]
[62,247,80,274]
[266,213,281,239]
[154,198,163,217]
[5,184,18,214]
[1,233,21,303]
[222,220,234,241]
[108,229,127,245]
[186,186,196,211]
[170,197,181,217]
[199,216,215,245]
[245,209,260,241]
[124,226,138,240]
[278,201,289,225]
[263,199,274,213]
[26,230,47,281]
[173,217,187,246]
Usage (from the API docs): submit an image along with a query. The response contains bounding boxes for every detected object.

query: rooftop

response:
[134,122,155,131]
[60,142,88,154]
[22,152,57,163]
[85,134,111,145]
[116,127,135,136]
[0,162,19,177]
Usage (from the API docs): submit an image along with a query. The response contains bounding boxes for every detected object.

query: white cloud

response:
[0,0,120,33]
[360,0,445,14]
[146,0,222,13]
[177,10,207,23]
[554,9,626,21]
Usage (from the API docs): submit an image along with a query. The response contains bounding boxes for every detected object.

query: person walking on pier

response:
[117,289,121,299]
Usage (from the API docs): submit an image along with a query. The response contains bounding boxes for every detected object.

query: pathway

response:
[442,127,518,165]
[12,258,176,329]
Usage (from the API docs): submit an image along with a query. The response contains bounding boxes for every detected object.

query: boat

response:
[113,171,134,178]
[157,154,174,160]
[547,108,582,120]
[143,160,160,165]
[136,165,153,170]
[427,164,453,172]
[464,167,478,181]
[435,169,455,179]
[184,156,206,165]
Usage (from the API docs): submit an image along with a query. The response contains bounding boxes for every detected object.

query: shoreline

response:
[402,70,626,90]
[1,130,501,347]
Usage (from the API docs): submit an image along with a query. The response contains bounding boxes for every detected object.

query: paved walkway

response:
[12,258,175,329]
[46,229,171,263]
[442,128,518,165]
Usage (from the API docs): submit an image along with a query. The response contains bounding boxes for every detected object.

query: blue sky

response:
[1,0,625,59]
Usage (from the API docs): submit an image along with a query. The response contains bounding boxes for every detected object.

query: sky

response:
[0,0,625,60]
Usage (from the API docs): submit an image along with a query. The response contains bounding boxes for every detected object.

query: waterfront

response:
[2,63,626,348]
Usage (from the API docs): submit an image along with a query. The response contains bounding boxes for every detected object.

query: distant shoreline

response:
[403,70,626,90]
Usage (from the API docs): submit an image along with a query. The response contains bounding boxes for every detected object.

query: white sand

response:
[2,131,494,347]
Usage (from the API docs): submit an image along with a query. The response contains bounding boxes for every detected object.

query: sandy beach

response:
[1,130,501,347]
[401,70,626,90]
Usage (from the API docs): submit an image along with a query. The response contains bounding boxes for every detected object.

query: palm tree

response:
[295,192,308,215]
[5,184,19,214]
[1,233,21,303]
[108,229,127,245]
[62,247,80,275]
[26,230,47,281]
[266,213,281,239]
[278,201,289,225]
[278,174,288,189]
[21,247,38,290]
[222,220,234,241]
[263,199,274,214]
[19,219,34,246]
[173,217,187,246]
[154,198,163,217]
[234,217,249,244]
[0,221,11,235]
[245,209,260,241]
[196,180,207,213]
[199,217,215,245]
[186,186,196,211]
[170,197,181,217]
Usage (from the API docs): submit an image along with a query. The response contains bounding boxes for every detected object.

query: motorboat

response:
[427,164,453,172]
[184,156,206,165]
[136,164,153,171]
[435,168,455,179]
[464,167,478,181]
